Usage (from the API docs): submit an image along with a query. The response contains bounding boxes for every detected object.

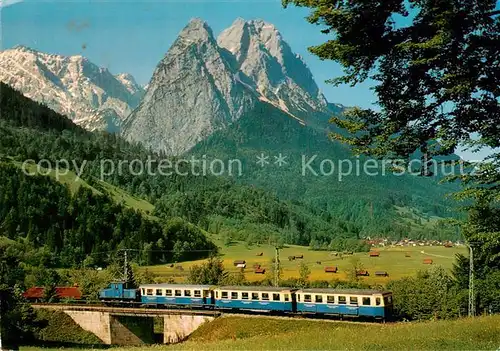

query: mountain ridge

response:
[0,45,145,132]
[122,17,333,155]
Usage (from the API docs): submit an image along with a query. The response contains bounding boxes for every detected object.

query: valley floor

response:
[141,236,467,285]
[21,314,500,350]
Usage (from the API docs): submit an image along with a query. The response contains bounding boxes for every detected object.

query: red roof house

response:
[23,286,82,300]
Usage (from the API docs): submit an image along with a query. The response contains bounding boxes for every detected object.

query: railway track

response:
[32,302,391,324]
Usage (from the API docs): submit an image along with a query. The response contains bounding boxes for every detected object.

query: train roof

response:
[296,288,391,295]
[138,284,213,289]
[216,286,296,292]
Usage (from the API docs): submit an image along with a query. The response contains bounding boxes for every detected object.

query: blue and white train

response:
[99,282,393,320]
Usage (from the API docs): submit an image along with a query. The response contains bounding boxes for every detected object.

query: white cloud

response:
[0,0,23,8]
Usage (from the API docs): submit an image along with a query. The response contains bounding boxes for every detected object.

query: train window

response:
[376,297,381,306]
[175,290,182,297]
[215,291,219,298]
[147,289,153,296]
[194,290,201,298]
[252,293,259,300]
[315,295,323,303]
[304,294,311,302]
[384,296,392,304]
[338,296,346,304]
[203,290,209,298]
[142,289,145,295]
[221,291,228,299]
[362,297,371,306]
[165,290,172,296]
[231,292,238,299]
[273,293,280,301]
[184,290,191,297]
[262,293,269,301]
[327,295,335,304]
[350,297,358,305]
[242,292,249,300]
[297,295,300,302]
[156,289,163,296]
[284,294,289,302]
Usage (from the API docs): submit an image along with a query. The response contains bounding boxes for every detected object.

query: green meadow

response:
[21,315,500,350]
[141,235,467,285]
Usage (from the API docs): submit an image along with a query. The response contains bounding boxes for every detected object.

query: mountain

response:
[122,18,334,155]
[121,17,461,238]
[122,19,258,155]
[0,45,144,132]
[0,82,382,266]
[217,18,329,119]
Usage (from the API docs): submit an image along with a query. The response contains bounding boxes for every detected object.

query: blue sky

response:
[1,0,376,108]
[1,0,496,160]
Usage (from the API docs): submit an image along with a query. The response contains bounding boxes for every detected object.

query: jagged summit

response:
[218,18,328,117]
[122,17,332,155]
[178,18,215,42]
[122,18,257,155]
[12,44,39,53]
[0,46,144,132]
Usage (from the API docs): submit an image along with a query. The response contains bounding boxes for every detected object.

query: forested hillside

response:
[0,83,363,262]
[0,165,216,267]
[0,83,460,268]
[191,101,461,240]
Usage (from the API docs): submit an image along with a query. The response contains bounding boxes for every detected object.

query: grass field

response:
[20,315,500,350]
[141,235,467,285]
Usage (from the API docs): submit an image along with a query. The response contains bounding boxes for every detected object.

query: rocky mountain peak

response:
[122,19,257,156]
[0,46,143,132]
[178,18,215,42]
[12,44,39,54]
[115,73,144,96]
[217,18,328,118]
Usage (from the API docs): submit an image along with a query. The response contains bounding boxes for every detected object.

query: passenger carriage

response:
[139,284,214,307]
[295,288,393,319]
[214,286,296,312]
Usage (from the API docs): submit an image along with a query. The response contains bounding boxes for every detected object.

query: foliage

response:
[283,0,500,314]
[188,256,228,285]
[0,237,43,347]
[67,268,112,302]
[298,261,310,287]
[0,82,461,271]
[345,257,364,282]
[310,237,370,252]
[453,252,500,314]
[388,266,464,320]
[223,270,247,286]
[191,100,461,242]
[0,164,217,268]
[282,0,500,159]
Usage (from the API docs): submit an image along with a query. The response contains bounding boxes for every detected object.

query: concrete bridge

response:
[32,304,220,346]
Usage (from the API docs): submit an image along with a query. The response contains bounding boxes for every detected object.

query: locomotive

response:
[99,281,393,320]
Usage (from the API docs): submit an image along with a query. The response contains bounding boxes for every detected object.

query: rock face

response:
[122,19,257,155]
[123,18,332,155]
[0,45,144,132]
[217,18,328,117]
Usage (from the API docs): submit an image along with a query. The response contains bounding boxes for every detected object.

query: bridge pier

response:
[163,314,215,343]
[65,311,112,344]
[33,305,219,346]
[65,311,154,345]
